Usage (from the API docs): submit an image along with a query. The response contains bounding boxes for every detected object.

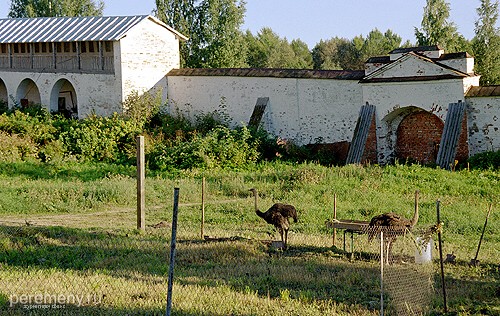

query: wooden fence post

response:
[137,136,145,230]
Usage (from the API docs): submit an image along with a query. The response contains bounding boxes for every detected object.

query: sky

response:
[0,0,498,49]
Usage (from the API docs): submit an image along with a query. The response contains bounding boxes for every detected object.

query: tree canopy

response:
[245,28,312,69]
[312,29,405,70]
[473,0,500,85]
[155,0,247,68]
[8,0,104,18]
[414,0,468,52]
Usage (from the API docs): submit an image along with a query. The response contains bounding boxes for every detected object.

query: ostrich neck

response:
[411,192,419,226]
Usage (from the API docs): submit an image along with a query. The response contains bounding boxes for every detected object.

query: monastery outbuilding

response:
[0,15,498,166]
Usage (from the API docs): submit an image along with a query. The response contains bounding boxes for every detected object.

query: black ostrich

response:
[249,188,298,249]
[368,191,420,263]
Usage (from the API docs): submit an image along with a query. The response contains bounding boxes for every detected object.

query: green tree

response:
[473,0,500,85]
[8,0,104,18]
[312,38,345,70]
[245,28,312,69]
[155,0,247,68]
[312,29,403,70]
[414,0,467,52]
[290,39,313,69]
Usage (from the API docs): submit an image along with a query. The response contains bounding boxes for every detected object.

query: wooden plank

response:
[346,103,376,164]
[248,97,269,127]
[327,219,369,232]
[436,101,466,169]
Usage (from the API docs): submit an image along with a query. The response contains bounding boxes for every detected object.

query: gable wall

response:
[119,19,181,103]
[167,75,363,145]
[375,56,457,79]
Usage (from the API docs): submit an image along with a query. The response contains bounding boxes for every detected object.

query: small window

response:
[0,44,6,54]
[81,42,87,53]
[72,42,77,53]
[13,44,19,54]
[48,43,53,53]
[64,42,71,53]
[104,41,112,53]
[56,43,62,53]
[34,43,40,53]
[88,41,95,53]
[41,43,47,53]
[20,43,26,54]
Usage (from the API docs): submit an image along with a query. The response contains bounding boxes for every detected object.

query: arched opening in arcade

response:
[51,79,78,118]
[16,78,41,108]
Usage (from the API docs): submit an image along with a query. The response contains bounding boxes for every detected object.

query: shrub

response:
[59,114,142,163]
[0,131,38,162]
[0,109,56,145]
[148,125,259,171]
[468,150,500,170]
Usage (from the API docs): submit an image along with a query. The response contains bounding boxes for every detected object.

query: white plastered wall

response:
[0,71,121,117]
[466,96,500,155]
[167,76,363,145]
[118,18,181,103]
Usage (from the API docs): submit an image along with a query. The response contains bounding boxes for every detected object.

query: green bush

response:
[148,125,259,171]
[59,114,142,163]
[468,150,500,170]
[0,131,38,162]
[0,109,57,145]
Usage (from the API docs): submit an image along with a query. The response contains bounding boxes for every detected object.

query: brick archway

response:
[395,111,444,164]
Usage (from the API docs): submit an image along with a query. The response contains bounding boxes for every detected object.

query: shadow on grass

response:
[0,162,135,182]
[1,225,498,315]
[0,225,167,276]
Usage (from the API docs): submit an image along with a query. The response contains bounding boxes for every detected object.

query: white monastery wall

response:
[167,76,363,145]
[466,96,500,155]
[119,19,181,102]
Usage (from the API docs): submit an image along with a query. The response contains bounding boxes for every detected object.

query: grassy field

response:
[0,161,498,315]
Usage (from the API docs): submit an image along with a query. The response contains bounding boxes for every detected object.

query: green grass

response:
[0,161,498,315]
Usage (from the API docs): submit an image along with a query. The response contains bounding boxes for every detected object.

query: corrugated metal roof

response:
[0,15,182,43]
[167,68,366,80]
[466,85,500,97]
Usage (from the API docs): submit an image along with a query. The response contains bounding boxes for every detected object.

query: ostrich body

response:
[249,188,298,249]
[369,191,420,263]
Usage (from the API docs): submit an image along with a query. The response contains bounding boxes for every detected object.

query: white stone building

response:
[0,15,186,117]
[0,15,498,165]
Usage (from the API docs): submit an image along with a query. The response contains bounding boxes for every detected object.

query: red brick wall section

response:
[455,112,469,163]
[395,111,444,164]
[361,113,378,164]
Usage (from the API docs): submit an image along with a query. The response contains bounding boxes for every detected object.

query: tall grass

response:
[0,161,498,315]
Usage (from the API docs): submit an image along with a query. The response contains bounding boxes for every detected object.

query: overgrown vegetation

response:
[0,99,498,315]
[1,101,498,171]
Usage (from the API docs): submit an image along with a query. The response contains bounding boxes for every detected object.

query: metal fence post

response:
[166,188,180,316]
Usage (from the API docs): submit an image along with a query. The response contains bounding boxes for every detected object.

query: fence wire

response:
[0,224,168,315]
[1,221,439,315]
[358,225,436,316]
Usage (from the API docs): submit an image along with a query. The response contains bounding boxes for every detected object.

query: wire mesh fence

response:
[357,225,436,316]
[0,224,169,315]
[0,219,439,315]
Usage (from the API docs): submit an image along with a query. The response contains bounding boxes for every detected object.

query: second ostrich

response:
[368,190,420,263]
[249,188,298,249]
